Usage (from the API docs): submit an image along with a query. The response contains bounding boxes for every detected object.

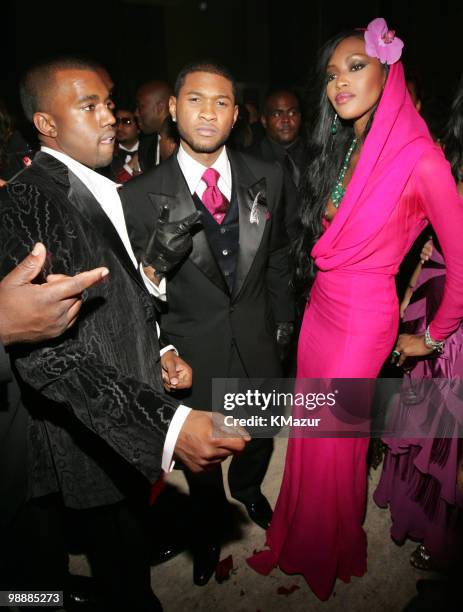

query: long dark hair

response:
[293,30,387,302]
[443,73,463,183]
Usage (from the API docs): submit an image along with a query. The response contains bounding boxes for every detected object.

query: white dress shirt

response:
[177,144,232,199]
[119,142,139,175]
[41,147,190,472]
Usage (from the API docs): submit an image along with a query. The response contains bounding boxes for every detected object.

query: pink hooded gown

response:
[247,62,463,600]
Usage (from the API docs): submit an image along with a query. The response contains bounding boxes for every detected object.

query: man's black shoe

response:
[64,574,100,610]
[245,494,273,530]
[151,541,186,565]
[193,543,220,586]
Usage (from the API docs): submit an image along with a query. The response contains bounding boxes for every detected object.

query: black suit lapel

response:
[67,170,147,292]
[147,157,228,294]
[30,152,147,292]
[229,151,268,300]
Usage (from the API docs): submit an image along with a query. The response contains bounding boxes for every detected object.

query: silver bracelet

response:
[424,325,445,353]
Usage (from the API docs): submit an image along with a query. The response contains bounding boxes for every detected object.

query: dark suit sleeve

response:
[266,163,295,323]
[0,183,178,484]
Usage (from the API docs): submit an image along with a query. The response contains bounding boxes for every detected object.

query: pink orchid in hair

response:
[364,18,404,65]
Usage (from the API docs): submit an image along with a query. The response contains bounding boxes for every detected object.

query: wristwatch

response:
[424,325,445,354]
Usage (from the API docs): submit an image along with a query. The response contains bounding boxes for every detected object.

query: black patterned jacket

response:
[0,152,179,509]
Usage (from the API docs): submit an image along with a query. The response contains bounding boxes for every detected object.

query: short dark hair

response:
[20,56,101,122]
[263,89,301,115]
[174,60,237,101]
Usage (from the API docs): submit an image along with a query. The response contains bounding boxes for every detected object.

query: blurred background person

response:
[0,100,33,185]
[244,100,265,144]
[227,104,253,151]
[248,89,308,239]
[159,115,180,162]
[110,108,141,183]
[135,80,173,171]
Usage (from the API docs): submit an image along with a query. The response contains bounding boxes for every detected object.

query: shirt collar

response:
[176,144,231,195]
[41,147,120,200]
[119,141,139,153]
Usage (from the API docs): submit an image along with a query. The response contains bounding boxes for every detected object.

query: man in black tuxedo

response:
[0,58,247,610]
[109,108,141,182]
[248,89,308,240]
[135,80,173,171]
[122,61,294,586]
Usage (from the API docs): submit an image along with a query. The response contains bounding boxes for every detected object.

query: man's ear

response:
[232,105,239,127]
[168,96,177,122]
[261,114,267,129]
[33,112,57,138]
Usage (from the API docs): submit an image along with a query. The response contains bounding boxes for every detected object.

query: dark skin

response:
[169,71,238,167]
[324,36,387,223]
[262,92,301,146]
[323,36,435,364]
[0,243,108,346]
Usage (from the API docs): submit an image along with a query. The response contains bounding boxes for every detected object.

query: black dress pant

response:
[2,493,160,612]
[184,438,273,543]
[184,344,274,543]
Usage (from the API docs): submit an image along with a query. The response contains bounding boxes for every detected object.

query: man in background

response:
[248,89,308,239]
[110,108,141,182]
[135,80,173,170]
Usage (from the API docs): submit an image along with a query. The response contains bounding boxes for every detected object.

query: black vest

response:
[193,191,239,292]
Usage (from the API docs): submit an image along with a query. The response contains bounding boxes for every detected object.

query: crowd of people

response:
[1,15,463,612]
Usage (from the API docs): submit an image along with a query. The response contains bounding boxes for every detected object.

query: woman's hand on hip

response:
[392,333,434,367]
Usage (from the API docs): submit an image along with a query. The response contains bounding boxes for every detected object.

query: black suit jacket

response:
[0,152,179,509]
[138,133,158,172]
[121,149,294,410]
[247,136,309,240]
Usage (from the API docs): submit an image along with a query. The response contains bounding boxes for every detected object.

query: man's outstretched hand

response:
[0,242,109,346]
[143,206,202,275]
[174,410,250,473]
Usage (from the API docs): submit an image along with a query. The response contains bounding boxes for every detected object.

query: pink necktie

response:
[201,167,229,224]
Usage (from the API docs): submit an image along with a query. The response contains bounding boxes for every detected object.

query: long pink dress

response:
[248,63,463,600]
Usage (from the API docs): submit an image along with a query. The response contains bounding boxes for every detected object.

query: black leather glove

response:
[143,206,202,275]
[275,321,294,361]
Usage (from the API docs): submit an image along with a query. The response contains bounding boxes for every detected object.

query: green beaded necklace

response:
[330,137,358,208]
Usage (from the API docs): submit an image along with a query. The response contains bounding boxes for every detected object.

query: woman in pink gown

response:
[248,19,463,600]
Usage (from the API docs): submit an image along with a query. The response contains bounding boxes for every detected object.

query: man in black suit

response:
[0,58,247,610]
[135,80,173,171]
[109,108,141,182]
[122,61,294,586]
[248,89,308,240]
